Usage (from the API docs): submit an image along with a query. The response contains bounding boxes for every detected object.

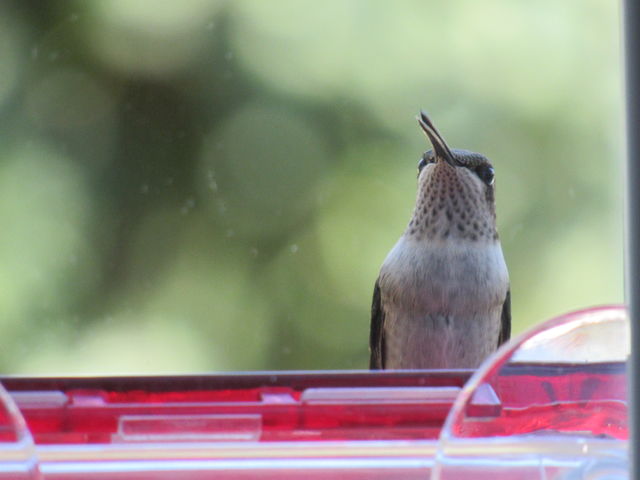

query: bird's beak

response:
[417,111,458,167]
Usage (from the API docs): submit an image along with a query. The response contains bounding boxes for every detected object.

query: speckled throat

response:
[406,160,498,243]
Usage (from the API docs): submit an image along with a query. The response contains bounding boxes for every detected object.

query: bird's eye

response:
[475,165,495,186]
[417,155,433,175]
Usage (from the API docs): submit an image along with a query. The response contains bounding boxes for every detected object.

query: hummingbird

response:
[369,111,510,370]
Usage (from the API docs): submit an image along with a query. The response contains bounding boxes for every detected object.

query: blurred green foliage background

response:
[0,1,623,374]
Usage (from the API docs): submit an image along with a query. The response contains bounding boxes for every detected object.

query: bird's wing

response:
[498,288,511,347]
[369,278,385,369]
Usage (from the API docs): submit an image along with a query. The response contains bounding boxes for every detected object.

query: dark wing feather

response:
[369,278,385,369]
[498,288,511,347]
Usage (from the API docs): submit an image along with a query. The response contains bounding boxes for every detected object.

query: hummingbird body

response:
[369,112,510,370]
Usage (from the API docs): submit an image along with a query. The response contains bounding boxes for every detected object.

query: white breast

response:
[381,237,508,313]
[378,236,509,368]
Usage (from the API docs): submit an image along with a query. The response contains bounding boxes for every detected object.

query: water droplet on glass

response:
[316,191,329,205]
[180,197,196,215]
[508,223,524,241]
[206,170,219,191]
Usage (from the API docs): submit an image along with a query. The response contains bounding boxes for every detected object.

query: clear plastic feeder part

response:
[0,381,39,479]
[434,305,629,480]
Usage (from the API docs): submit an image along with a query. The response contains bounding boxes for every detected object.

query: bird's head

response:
[407,111,499,243]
